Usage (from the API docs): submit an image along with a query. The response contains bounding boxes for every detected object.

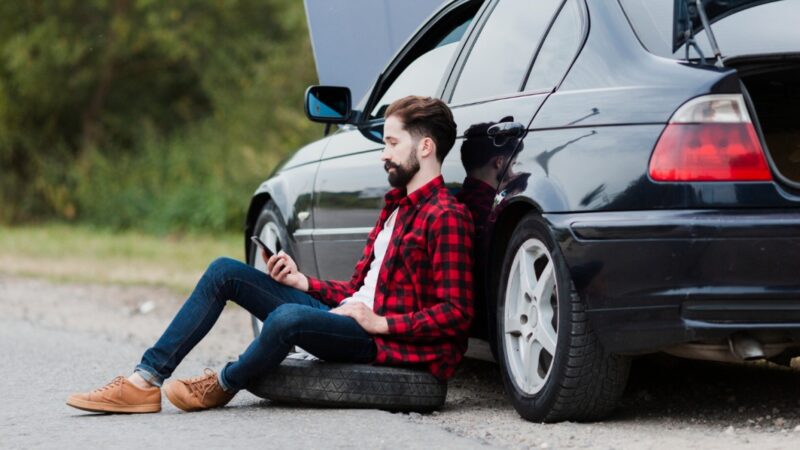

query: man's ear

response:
[419,137,436,159]
[494,155,505,170]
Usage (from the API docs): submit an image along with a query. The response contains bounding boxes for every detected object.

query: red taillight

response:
[648,95,772,182]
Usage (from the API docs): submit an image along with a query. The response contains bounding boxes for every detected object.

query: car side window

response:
[450,0,562,105]
[524,0,585,93]
[369,7,479,119]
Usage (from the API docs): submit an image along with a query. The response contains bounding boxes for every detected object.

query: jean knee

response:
[204,257,245,299]
[207,256,240,275]
[261,304,307,341]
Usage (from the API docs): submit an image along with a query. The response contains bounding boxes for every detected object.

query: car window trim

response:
[518,0,567,92]
[615,0,652,58]
[360,0,486,123]
[520,0,590,96]
[449,90,550,110]
[444,0,570,105]
[441,0,499,103]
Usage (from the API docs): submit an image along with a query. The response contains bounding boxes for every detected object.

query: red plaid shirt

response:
[305,175,475,380]
[456,176,496,241]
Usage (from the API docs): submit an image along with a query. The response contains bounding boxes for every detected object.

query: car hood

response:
[672,0,783,52]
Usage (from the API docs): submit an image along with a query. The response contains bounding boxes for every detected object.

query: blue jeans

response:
[134,257,376,392]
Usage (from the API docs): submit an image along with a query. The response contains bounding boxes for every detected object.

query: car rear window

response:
[524,0,585,93]
[619,0,800,59]
[450,0,562,104]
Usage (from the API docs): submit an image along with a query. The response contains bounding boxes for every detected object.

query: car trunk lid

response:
[672,0,783,53]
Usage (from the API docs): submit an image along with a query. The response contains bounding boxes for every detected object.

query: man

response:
[66,95,475,414]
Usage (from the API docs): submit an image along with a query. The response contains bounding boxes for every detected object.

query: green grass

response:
[0,224,243,294]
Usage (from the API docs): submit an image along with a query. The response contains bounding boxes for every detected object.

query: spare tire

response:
[247,359,447,412]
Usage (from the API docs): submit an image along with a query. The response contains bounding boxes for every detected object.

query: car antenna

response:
[692,0,724,67]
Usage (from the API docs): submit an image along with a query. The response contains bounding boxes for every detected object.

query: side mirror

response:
[304,85,352,123]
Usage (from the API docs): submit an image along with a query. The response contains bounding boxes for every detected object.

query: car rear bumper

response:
[546,209,800,354]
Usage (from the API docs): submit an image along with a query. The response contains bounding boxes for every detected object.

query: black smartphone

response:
[250,235,275,259]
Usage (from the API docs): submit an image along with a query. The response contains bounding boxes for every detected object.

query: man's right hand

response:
[266,250,309,291]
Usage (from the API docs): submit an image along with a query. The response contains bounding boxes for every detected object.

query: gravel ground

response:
[1,274,799,449]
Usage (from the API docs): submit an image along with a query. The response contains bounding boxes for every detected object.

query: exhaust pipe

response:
[728,333,766,361]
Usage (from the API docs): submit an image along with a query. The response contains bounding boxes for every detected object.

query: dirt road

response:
[1,274,799,449]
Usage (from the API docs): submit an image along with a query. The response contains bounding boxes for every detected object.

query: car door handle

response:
[487,121,526,146]
[487,121,525,138]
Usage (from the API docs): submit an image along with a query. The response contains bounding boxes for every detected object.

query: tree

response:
[0,0,317,228]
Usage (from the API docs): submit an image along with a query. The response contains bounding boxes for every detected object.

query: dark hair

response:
[384,96,457,163]
[460,117,520,172]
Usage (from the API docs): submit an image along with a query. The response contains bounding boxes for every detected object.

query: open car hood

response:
[672,0,783,52]
[304,0,444,106]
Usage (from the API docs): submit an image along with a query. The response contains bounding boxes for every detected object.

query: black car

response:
[243,0,800,422]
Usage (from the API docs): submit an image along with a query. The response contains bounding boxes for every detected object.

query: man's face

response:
[381,115,421,188]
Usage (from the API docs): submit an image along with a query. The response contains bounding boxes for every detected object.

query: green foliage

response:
[0,0,319,231]
[0,223,241,293]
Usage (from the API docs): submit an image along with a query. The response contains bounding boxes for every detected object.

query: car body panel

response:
[247,153,322,277]
[546,209,800,352]
[277,135,329,172]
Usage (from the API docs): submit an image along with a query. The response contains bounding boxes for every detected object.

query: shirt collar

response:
[462,176,496,194]
[384,175,445,208]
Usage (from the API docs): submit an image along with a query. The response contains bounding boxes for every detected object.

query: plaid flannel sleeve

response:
[304,276,356,307]
[305,212,385,306]
[384,209,474,340]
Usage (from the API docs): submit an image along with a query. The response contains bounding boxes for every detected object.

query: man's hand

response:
[330,302,389,334]
[266,250,309,291]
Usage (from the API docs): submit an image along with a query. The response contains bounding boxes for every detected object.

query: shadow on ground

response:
[447,355,800,426]
[614,355,800,427]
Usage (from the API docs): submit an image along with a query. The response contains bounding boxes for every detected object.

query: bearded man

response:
[67,95,475,414]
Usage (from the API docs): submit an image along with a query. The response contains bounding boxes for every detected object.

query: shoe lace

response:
[95,376,126,393]
[186,368,220,401]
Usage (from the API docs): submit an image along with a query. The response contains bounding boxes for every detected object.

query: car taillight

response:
[648,94,772,182]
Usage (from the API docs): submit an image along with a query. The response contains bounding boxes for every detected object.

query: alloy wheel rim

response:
[503,238,559,395]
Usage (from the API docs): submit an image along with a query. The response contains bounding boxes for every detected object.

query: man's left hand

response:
[330,302,389,335]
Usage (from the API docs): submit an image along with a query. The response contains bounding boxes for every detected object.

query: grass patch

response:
[0,224,243,294]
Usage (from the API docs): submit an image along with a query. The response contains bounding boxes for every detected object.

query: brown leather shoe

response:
[66,376,161,413]
[163,369,234,412]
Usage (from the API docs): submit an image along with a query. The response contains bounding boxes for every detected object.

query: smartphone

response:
[250,235,275,259]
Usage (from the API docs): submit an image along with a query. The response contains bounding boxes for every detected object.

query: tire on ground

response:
[247,359,447,412]
[496,212,630,422]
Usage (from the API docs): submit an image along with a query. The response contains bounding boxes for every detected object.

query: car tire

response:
[249,201,292,337]
[247,359,447,412]
[496,213,630,422]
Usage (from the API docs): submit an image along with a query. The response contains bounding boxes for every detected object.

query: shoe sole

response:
[163,382,199,412]
[66,397,161,414]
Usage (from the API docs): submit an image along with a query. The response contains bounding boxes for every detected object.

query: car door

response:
[310,0,487,280]
[442,0,589,335]
[444,0,568,197]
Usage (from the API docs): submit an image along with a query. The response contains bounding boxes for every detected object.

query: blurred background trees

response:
[0,0,319,232]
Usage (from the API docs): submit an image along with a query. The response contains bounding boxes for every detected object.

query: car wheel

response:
[249,201,291,337]
[247,359,447,412]
[497,213,630,422]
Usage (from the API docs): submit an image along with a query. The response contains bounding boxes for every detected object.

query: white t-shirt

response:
[340,208,398,309]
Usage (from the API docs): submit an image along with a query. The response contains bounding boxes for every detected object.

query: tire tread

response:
[543,287,630,422]
[247,359,447,412]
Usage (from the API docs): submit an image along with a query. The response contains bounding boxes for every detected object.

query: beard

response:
[385,151,420,188]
